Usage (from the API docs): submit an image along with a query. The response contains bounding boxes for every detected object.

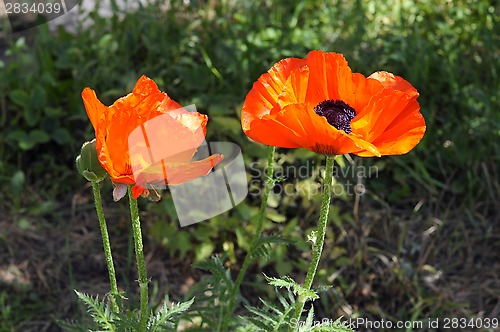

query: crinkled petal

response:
[356,99,426,156]
[82,75,217,188]
[240,51,425,157]
[110,76,173,116]
[278,66,310,108]
[369,71,419,97]
[339,73,385,112]
[304,50,352,105]
[242,57,306,132]
[352,89,415,142]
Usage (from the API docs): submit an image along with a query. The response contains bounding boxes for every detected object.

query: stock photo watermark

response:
[248,160,378,200]
[127,104,248,227]
[1,0,79,33]
[290,316,499,330]
[126,103,380,226]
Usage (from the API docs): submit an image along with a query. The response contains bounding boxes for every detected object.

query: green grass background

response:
[0,0,498,330]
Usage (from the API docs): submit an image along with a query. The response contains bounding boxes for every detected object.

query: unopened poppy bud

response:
[76,139,108,182]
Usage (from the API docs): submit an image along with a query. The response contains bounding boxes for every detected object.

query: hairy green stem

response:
[128,188,149,331]
[292,155,335,322]
[91,181,120,313]
[221,145,276,331]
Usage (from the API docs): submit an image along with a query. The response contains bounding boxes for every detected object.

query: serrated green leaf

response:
[300,306,315,332]
[264,275,318,301]
[245,305,278,324]
[74,290,115,331]
[264,274,295,289]
[193,255,232,285]
[149,298,194,330]
[313,285,333,293]
[258,298,282,316]
[252,235,287,260]
[240,287,296,332]
[296,288,318,301]
[276,289,292,311]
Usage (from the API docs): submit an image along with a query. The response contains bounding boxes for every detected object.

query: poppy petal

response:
[166,154,224,185]
[133,154,224,187]
[339,73,385,113]
[357,100,425,156]
[277,66,310,108]
[242,57,306,131]
[304,50,352,105]
[110,75,167,116]
[243,108,304,148]
[128,111,208,178]
[131,185,146,199]
[106,94,193,177]
[240,51,425,157]
[83,75,220,192]
[82,88,108,131]
[369,71,419,98]
[351,89,416,142]
[272,103,381,156]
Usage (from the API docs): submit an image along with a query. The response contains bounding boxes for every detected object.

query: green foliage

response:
[2,0,498,329]
[264,275,318,302]
[60,291,194,332]
[148,297,194,331]
[238,280,353,332]
[252,235,288,260]
[74,290,116,330]
[180,254,350,331]
[184,255,234,329]
[0,291,16,332]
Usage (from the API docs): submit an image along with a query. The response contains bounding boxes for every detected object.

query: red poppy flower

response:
[241,50,425,156]
[82,75,223,199]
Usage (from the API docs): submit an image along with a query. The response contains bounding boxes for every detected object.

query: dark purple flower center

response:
[314,100,356,134]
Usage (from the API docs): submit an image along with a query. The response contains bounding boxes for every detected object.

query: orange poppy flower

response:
[82,75,223,199]
[241,50,425,156]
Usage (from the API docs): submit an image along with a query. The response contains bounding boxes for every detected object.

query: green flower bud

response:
[76,139,108,182]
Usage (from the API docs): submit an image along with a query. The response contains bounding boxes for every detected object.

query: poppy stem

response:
[128,187,149,331]
[91,181,120,313]
[221,145,276,332]
[292,154,335,322]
